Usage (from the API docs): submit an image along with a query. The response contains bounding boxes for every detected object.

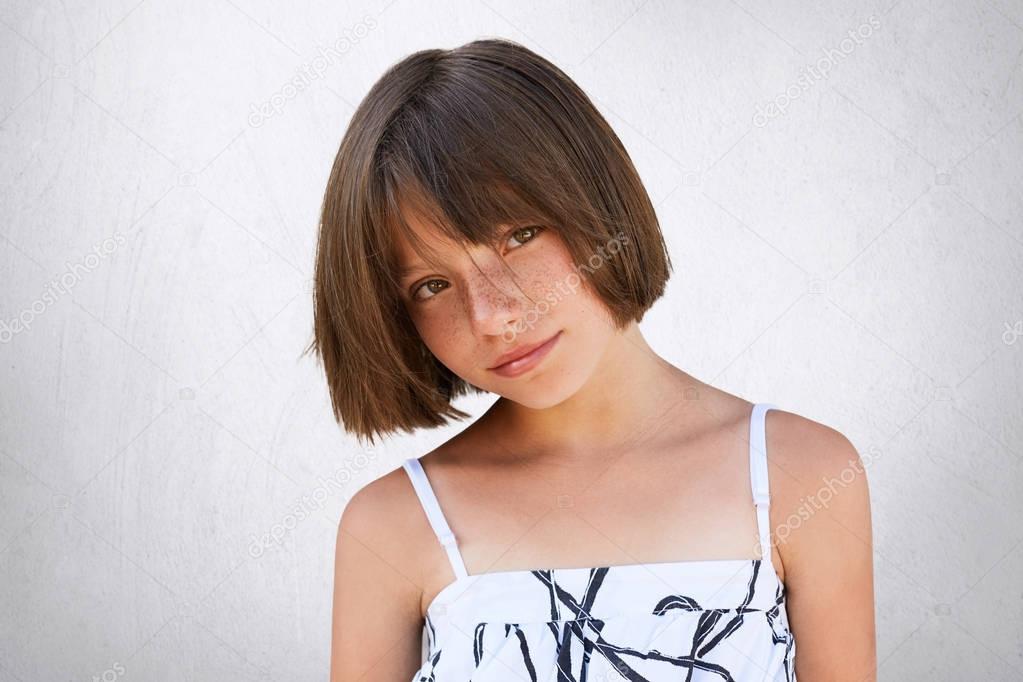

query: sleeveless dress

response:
[400,402,797,681]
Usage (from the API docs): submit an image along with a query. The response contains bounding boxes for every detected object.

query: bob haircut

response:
[307,37,672,445]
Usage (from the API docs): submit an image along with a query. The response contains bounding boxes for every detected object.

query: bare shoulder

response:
[330,462,433,680]
[763,407,873,582]
[764,408,865,479]
[761,413,878,675]
[763,408,868,501]
[336,462,429,588]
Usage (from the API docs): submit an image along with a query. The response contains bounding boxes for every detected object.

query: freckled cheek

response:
[414,306,470,362]
[519,253,575,299]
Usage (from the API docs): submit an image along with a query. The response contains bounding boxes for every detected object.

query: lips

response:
[490,332,557,368]
[488,330,562,378]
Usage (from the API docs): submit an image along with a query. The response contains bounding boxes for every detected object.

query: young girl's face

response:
[394,208,618,408]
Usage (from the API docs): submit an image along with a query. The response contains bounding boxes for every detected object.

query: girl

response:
[313,38,876,681]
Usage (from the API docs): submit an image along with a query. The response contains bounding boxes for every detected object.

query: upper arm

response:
[770,411,877,681]
[330,470,425,682]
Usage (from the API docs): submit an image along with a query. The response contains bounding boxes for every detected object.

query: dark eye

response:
[411,279,449,302]
[506,225,544,250]
[408,227,545,304]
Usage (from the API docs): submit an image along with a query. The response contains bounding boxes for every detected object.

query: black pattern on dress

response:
[404,403,796,681]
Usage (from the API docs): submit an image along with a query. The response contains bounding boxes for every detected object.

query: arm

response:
[771,412,877,681]
[330,473,425,681]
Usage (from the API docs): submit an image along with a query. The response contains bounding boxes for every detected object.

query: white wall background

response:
[1,0,1021,679]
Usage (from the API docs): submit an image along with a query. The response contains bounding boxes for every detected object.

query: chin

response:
[494,367,589,410]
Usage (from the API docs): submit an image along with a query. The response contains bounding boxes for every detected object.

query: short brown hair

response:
[305,37,672,445]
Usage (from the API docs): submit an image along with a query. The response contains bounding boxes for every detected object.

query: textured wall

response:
[1,0,1021,680]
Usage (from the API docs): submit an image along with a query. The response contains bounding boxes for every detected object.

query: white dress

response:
[401,402,797,681]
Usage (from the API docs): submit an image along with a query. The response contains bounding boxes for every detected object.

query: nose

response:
[462,266,526,338]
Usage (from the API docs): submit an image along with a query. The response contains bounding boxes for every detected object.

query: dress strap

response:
[748,403,778,566]
[401,458,469,580]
